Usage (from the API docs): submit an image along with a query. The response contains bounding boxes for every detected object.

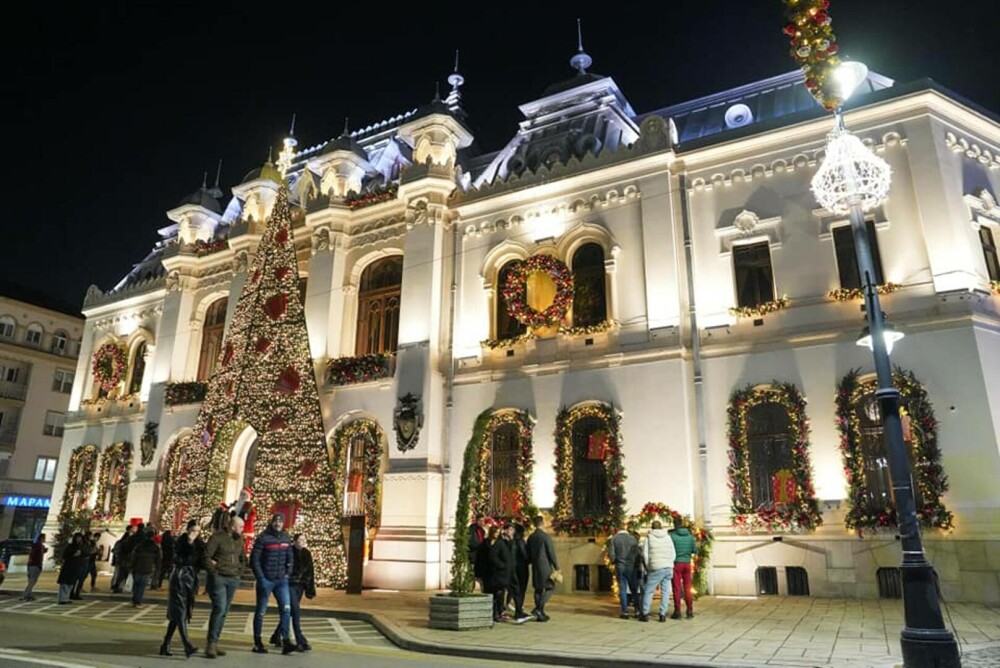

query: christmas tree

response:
[161,178,346,586]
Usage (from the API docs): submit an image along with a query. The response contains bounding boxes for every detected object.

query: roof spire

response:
[289,113,297,137]
[277,113,298,176]
[446,49,465,113]
[569,18,592,74]
[342,117,350,136]
[433,81,441,102]
[201,171,208,189]
[208,159,224,198]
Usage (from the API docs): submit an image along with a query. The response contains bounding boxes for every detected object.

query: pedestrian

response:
[72,532,95,599]
[607,524,640,619]
[511,524,532,623]
[110,524,136,593]
[203,514,247,659]
[525,515,559,622]
[21,533,47,601]
[57,533,85,604]
[269,533,316,651]
[160,520,201,658]
[467,514,487,593]
[129,528,161,607]
[88,532,101,591]
[148,526,162,590]
[250,512,295,655]
[157,530,175,590]
[488,525,515,622]
[670,516,698,619]
[631,529,646,613]
[639,520,676,622]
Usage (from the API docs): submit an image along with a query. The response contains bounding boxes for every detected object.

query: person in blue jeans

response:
[250,513,295,655]
[607,525,640,619]
[270,533,316,651]
[639,520,676,622]
[202,515,247,659]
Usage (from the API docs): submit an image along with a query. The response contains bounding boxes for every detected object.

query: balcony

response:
[65,396,144,423]
[325,353,395,387]
[0,381,27,402]
[0,426,17,447]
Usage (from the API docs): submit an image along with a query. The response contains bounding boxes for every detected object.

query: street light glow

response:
[834,61,870,102]
[856,322,905,355]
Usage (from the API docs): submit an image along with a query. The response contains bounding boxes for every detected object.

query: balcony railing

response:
[65,396,144,423]
[325,353,395,387]
[0,427,17,447]
[0,381,28,401]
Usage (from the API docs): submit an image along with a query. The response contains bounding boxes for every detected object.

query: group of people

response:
[468,515,559,623]
[26,511,316,660]
[607,516,698,622]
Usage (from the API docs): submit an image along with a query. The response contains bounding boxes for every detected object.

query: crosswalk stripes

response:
[0,595,394,649]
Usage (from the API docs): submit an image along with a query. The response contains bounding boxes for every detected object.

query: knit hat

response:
[271,512,286,524]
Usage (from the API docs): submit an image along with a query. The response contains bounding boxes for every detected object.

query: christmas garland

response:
[836,369,953,535]
[331,419,384,531]
[93,441,133,522]
[559,319,617,337]
[552,403,625,536]
[192,239,228,257]
[58,444,99,520]
[727,382,823,532]
[828,283,900,302]
[326,353,394,386]
[729,296,789,319]
[164,381,208,405]
[92,341,128,394]
[468,410,535,524]
[345,183,398,211]
[502,254,574,329]
[781,0,843,111]
[481,332,535,350]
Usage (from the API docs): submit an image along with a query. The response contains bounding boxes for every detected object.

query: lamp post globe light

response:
[811,62,961,668]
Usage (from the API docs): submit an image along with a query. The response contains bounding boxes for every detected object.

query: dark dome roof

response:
[321,132,368,161]
[542,72,606,97]
[177,187,222,214]
[241,167,263,183]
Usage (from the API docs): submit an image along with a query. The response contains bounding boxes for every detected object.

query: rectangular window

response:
[26,329,42,346]
[833,220,885,289]
[34,456,58,481]
[53,369,74,394]
[0,321,12,339]
[733,241,776,308]
[43,411,65,437]
[51,334,68,355]
[4,367,19,383]
[0,456,10,477]
[981,226,1000,282]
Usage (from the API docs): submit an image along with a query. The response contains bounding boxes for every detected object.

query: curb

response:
[0,588,747,668]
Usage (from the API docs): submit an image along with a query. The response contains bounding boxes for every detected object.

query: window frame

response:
[570,414,611,519]
[43,410,65,437]
[53,369,75,394]
[34,456,58,482]
[746,401,794,508]
[732,240,776,309]
[832,219,886,289]
[570,243,608,328]
[494,260,528,341]
[980,223,1000,282]
[355,257,403,356]
[51,331,68,355]
[0,317,14,339]
[25,324,43,346]
[197,298,229,381]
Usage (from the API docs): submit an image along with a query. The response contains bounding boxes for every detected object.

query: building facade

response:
[0,288,82,541]
[44,55,1000,602]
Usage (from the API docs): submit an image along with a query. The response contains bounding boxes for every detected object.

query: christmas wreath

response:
[92,342,128,394]
[727,382,823,532]
[836,368,953,535]
[502,254,574,329]
[552,403,625,536]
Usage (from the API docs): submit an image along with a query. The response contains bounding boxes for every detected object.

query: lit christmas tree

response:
[161,176,346,586]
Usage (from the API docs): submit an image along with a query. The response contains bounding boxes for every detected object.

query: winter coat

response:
[525,528,558,591]
[160,534,175,570]
[643,528,677,571]
[513,533,529,591]
[28,541,46,568]
[129,537,161,576]
[203,530,247,577]
[670,527,697,563]
[289,546,316,598]
[468,523,487,579]
[120,531,141,564]
[250,526,293,582]
[488,538,515,591]
[58,542,84,585]
[607,530,639,569]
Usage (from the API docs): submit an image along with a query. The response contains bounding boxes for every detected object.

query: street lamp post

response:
[811,64,961,668]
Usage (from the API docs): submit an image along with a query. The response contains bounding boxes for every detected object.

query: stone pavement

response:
[3,571,998,668]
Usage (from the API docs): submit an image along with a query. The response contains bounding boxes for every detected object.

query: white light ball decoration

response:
[811,127,891,215]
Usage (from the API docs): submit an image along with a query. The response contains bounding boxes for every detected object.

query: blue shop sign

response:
[2,495,51,509]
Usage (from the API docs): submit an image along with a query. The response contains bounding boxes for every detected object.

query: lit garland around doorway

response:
[836,368,953,535]
[58,444,99,519]
[331,419,385,532]
[727,382,822,532]
[92,441,133,522]
[469,410,535,523]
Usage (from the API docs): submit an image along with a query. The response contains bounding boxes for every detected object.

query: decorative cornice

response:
[84,275,166,309]
[714,210,782,256]
[945,132,1000,169]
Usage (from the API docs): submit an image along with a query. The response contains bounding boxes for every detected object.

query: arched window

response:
[355,257,402,356]
[197,298,228,381]
[25,323,43,347]
[127,340,147,396]
[487,421,520,516]
[335,419,385,532]
[747,402,793,507]
[854,391,924,510]
[572,414,609,518]
[344,430,375,516]
[495,261,527,340]
[0,316,14,339]
[571,243,607,327]
[51,330,69,355]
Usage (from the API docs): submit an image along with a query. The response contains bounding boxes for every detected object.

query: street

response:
[0,605,565,668]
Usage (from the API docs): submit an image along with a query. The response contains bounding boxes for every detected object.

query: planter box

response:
[428,593,494,630]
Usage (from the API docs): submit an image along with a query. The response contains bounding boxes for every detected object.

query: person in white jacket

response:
[639,520,676,622]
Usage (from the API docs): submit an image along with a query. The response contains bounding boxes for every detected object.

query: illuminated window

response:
[981,226,1000,282]
[197,298,228,381]
[571,415,609,518]
[355,257,402,356]
[34,456,58,481]
[127,341,147,395]
[854,391,923,510]
[486,422,519,516]
[733,241,775,308]
[495,261,527,341]
[571,243,607,327]
[833,221,885,289]
[747,402,793,507]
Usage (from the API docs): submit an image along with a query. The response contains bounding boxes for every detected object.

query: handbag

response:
[549,568,563,584]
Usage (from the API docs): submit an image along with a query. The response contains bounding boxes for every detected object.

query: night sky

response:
[5,1,999,313]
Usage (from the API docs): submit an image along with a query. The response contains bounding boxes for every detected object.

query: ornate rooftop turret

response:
[232,152,283,225]
[309,119,371,199]
[397,85,474,169]
[166,173,223,244]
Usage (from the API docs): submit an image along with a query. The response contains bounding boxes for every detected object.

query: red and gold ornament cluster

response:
[782,0,843,111]
[502,254,574,329]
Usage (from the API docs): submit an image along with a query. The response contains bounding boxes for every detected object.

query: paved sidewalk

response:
[3,571,997,668]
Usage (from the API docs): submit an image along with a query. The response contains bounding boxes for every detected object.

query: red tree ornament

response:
[275,228,289,245]
[263,293,288,319]
[222,343,234,366]
[255,337,272,353]
[268,414,287,431]
[300,460,318,477]
[274,367,301,395]
[275,266,292,281]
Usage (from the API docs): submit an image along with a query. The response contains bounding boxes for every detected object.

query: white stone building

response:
[44,53,1000,603]
[0,286,83,541]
